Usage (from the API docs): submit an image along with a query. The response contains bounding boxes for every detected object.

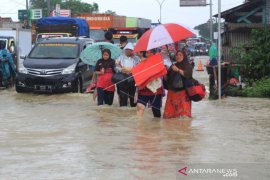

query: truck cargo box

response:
[36,17,89,37]
[137,18,151,28]
[126,17,137,28]
[126,17,151,28]
[78,14,126,29]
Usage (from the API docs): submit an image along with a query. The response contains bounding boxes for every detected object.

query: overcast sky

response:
[1,0,244,28]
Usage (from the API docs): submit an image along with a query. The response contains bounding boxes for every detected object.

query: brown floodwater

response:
[0,56,269,179]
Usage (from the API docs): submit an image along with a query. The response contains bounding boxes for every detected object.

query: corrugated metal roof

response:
[213,0,263,21]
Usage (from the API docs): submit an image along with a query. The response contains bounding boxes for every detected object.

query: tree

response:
[104,10,116,15]
[238,28,270,84]
[61,0,99,16]
[30,0,99,17]
[194,20,218,39]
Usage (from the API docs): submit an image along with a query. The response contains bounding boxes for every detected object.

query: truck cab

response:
[35,17,90,43]
[111,28,147,46]
[36,33,71,43]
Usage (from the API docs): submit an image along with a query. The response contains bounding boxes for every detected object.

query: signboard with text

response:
[180,0,207,7]
[18,10,28,20]
[51,9,71,17]
[29,9,42,20]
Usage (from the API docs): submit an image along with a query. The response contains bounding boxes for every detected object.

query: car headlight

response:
[62,63,76,74]
[18,65,28,74]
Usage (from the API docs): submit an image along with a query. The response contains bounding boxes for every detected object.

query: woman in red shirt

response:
[95,49,116,106]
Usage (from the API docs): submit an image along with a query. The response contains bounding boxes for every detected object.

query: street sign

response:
[59,9,71,17]
[51,9,71,17]
[180,0,207,7]
[29,9,42,20]
[18,10,28,20]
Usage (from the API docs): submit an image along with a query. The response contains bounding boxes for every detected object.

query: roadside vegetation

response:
[234,28,270,98]
[31,0,99,16]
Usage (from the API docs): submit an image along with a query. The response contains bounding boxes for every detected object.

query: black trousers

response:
[137,94,162,118]
[209,74,218,99]
[209,74,215,96]
[117,84,137,107]
[97,88,114,106]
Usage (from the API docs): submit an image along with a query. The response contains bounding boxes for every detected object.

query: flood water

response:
[0,56,270,179]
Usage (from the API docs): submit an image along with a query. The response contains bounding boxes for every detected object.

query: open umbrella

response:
[134,23,195,52]
[80,42,122,66]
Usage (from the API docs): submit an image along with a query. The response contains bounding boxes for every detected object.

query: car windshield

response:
[29,43,79,59]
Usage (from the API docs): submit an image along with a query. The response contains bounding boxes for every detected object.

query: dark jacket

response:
[166,60,193,91]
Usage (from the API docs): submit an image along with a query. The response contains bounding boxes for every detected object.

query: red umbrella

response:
[134,23,195,52]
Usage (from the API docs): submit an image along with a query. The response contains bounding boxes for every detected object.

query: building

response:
[215,0,270,62]
[0,17,12,23]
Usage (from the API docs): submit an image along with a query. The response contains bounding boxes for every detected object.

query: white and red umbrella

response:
[134,23,195,52]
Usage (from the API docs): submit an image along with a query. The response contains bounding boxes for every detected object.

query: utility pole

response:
[47,0,51,16]
[218,0,221,99]
[155,0,166,24]
[209,0,213,42]
[26,0,29,28]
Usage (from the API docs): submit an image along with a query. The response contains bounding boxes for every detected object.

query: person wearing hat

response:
[115,43,140,107]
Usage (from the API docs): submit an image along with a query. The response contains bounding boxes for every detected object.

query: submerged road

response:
[0,56,269,179]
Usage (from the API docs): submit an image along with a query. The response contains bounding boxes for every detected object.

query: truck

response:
[0,35,15,53]
[35,17,89,43]
[111,17,151,44]
[0,28,32,69]
[77,14,126,42]
[77,14,151,44]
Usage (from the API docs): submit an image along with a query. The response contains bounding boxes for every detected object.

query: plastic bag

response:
[167,72,184,91]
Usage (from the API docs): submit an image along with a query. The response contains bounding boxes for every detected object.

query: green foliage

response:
[104,10,117,15]
[237,29,270,84]
[241,78,270,98]
[30,0,99,17]
[194,21,218,39]
[226,78,270,98]
[61,1,99,16]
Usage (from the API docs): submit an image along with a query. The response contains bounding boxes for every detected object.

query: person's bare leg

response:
[136,103,145,118]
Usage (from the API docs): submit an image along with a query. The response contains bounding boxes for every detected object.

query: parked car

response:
[194,42,209,56]
[16,37,94,93]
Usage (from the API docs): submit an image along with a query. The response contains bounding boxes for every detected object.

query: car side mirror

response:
[20,55,26,60]
[78,61,85,67]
